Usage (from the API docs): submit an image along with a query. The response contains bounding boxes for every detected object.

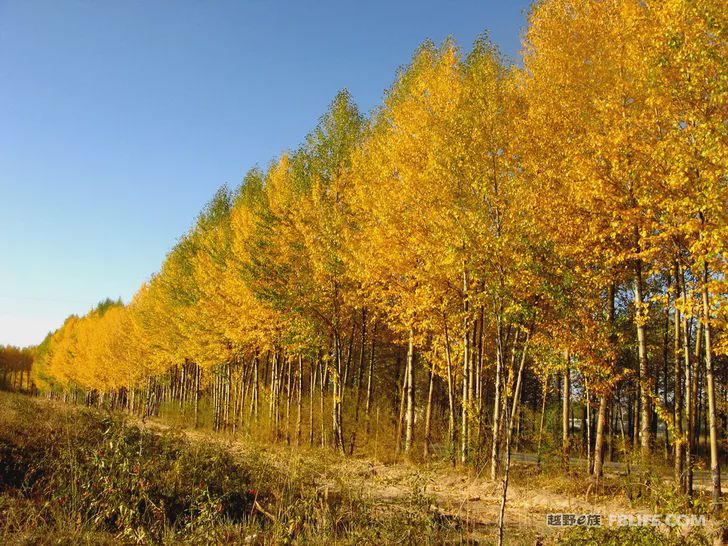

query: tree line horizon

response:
[2,0,725,515]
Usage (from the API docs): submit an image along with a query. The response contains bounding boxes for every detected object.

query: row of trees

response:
[21,0,726,513]
[0,345,34,391]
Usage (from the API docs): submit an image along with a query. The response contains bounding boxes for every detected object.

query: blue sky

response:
[0,0,532,347]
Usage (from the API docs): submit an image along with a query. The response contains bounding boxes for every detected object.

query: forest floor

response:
[141,416,723,544]
[1,393,722,544]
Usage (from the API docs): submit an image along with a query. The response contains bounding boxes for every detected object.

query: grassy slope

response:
[0,393,721,545]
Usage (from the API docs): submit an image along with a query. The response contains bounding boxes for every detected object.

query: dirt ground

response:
[13,397,719,544]
[147,420,712,544]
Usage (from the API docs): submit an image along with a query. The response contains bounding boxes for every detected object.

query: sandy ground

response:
[147,421,712,544]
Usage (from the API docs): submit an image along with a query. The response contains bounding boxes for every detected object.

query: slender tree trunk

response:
[349,309,367,455]
[212,372,218,431]
[681,265,695,496]
[238,364,249,434]
[194,365,200,429]
[404,328,416,455]
[263,350,270,398]
[694,321,702,452]
[333,332,344,453]
[663,290,671,461]
[696,371,704,449]
[225,363,232,431]
[461,273,470,466]
[219,369,224,430]
[278,351,286,440]
[490,314,505,480]
[395,349,407,456]
[296,354,303,446]
[309,357,317,446]
[250,352,259,424]
[443,314,457,464]
[342,320,356,389]
[320,354,327,448]
[608,400,616,462]
[593,395,608,478]
[585,383,592,473]
[617,388,631,476]
[468,323,476,434]
[214,368,220,431]
[672,264,684,487]
[476,306,485,454]
[634,258,652,454]
[180,362,186,406]
[232,366,239,435]
[594,283,616,478]
[537,376,547,464]
[701,262,722,512]
[562,351,571,467]
[423,360,435,459]
[497,344,521,546]
[285,355,293,444]
[506,331,530,448]
[269,350,277,438]
[364,321,377,438]
[332,331,348,454]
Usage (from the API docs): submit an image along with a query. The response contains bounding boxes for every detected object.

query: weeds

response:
[552,524,711,546]
[0,395,454,544]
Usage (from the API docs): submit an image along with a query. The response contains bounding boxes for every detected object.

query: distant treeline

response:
[0,346,34,392]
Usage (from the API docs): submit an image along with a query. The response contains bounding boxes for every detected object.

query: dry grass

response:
[1,393,722,545]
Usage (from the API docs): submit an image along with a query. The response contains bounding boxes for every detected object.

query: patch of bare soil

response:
[136,417,705,544]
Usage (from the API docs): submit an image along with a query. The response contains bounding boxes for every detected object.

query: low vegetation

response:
[551,526,711,546]
[0,394,456,545]
[1,393,722,544]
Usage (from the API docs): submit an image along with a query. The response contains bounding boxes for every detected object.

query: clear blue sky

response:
[0,0,532,347]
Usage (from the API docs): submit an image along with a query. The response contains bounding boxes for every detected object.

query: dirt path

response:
[22,398,717,544]
[326,457,659,543]
[144,420,667,543]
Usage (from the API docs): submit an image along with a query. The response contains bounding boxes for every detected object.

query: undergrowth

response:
[0,395,455,544]
[552,524,711,546]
